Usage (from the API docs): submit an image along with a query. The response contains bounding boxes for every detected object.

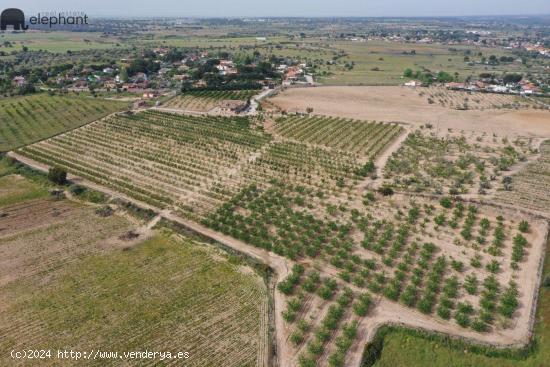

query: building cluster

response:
[8,47,314,96]
[404,78,542,96]
[443,80,541,96]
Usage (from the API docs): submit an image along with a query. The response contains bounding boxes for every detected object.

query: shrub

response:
[355,160,376,177]
[328,351,345,367]
[68,184,86,195]
[499,282,519,318]
[472,319,488,332]
[378,186,394,196]
[486,260,500,274]
[440,197,453,208]
[290,330,304,345]
[307,340,323,356]
[298,354,316,367]
[518,220,529,233]
[48,166,67,185]
[86,190,108,204]
[437,305,451,320]
[464,275,478,295]
[455,312,470,327]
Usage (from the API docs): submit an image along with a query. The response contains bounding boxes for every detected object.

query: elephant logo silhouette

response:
[1,8,28,30]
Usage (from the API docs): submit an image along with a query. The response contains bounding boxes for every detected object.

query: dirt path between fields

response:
[356,125,411,192]
[8,150,548,367]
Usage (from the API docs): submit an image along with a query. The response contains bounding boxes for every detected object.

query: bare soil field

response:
[270,86,550,137]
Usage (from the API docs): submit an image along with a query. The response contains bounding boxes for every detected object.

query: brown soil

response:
[271,86,550,137]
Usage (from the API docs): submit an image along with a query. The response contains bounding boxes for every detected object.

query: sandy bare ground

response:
[8,150,549,367]
[270,86,550,137]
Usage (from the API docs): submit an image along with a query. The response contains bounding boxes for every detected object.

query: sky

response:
[11,0,550,18]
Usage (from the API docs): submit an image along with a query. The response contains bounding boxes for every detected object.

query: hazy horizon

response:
[11,0,550,18]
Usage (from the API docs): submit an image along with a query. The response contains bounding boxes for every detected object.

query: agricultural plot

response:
[164,90,258,111]
[419,86,535,110]
[0,168,269,367]
[18,111,271,218]
[0,94,129,152]
[17,111,400,221]
[13,109,546,366]
[206,180,546,365]
[383,129,535,195]
[496,140,550,214]
[274,115,403,157]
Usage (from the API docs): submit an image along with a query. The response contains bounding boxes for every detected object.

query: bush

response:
[518,220,529,233]
[439,197,453,209]
[48,166,67,185]
[68,184,86,195]
[455,312,470,327]
[472,319,488,332]
[290,330,304,345]
[86,190,108,204]
[437,305,451,320]
[298,355,316,367]
[355,161,376,177]
[378,186,394,196]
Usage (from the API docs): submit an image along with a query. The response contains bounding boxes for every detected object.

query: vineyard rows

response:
[18,111,401,221]
[0,94,128,152]
[275,115,403,157]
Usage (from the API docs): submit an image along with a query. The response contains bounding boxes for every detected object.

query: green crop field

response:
[0,94,129,152]
[0,32,120,52]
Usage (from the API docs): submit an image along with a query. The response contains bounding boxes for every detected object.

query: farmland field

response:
[0,162,269,367]
[13,108,548,366]
[2,12,550,367]
[417,86,538,110]
[495,140,550,214]
[164,90,258,111]
[382,129,536,196]
[274,115,402,156]
[0,94,129,152]
[270,86,550,136]
[17,110,401,220]
[372,232,550,367]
